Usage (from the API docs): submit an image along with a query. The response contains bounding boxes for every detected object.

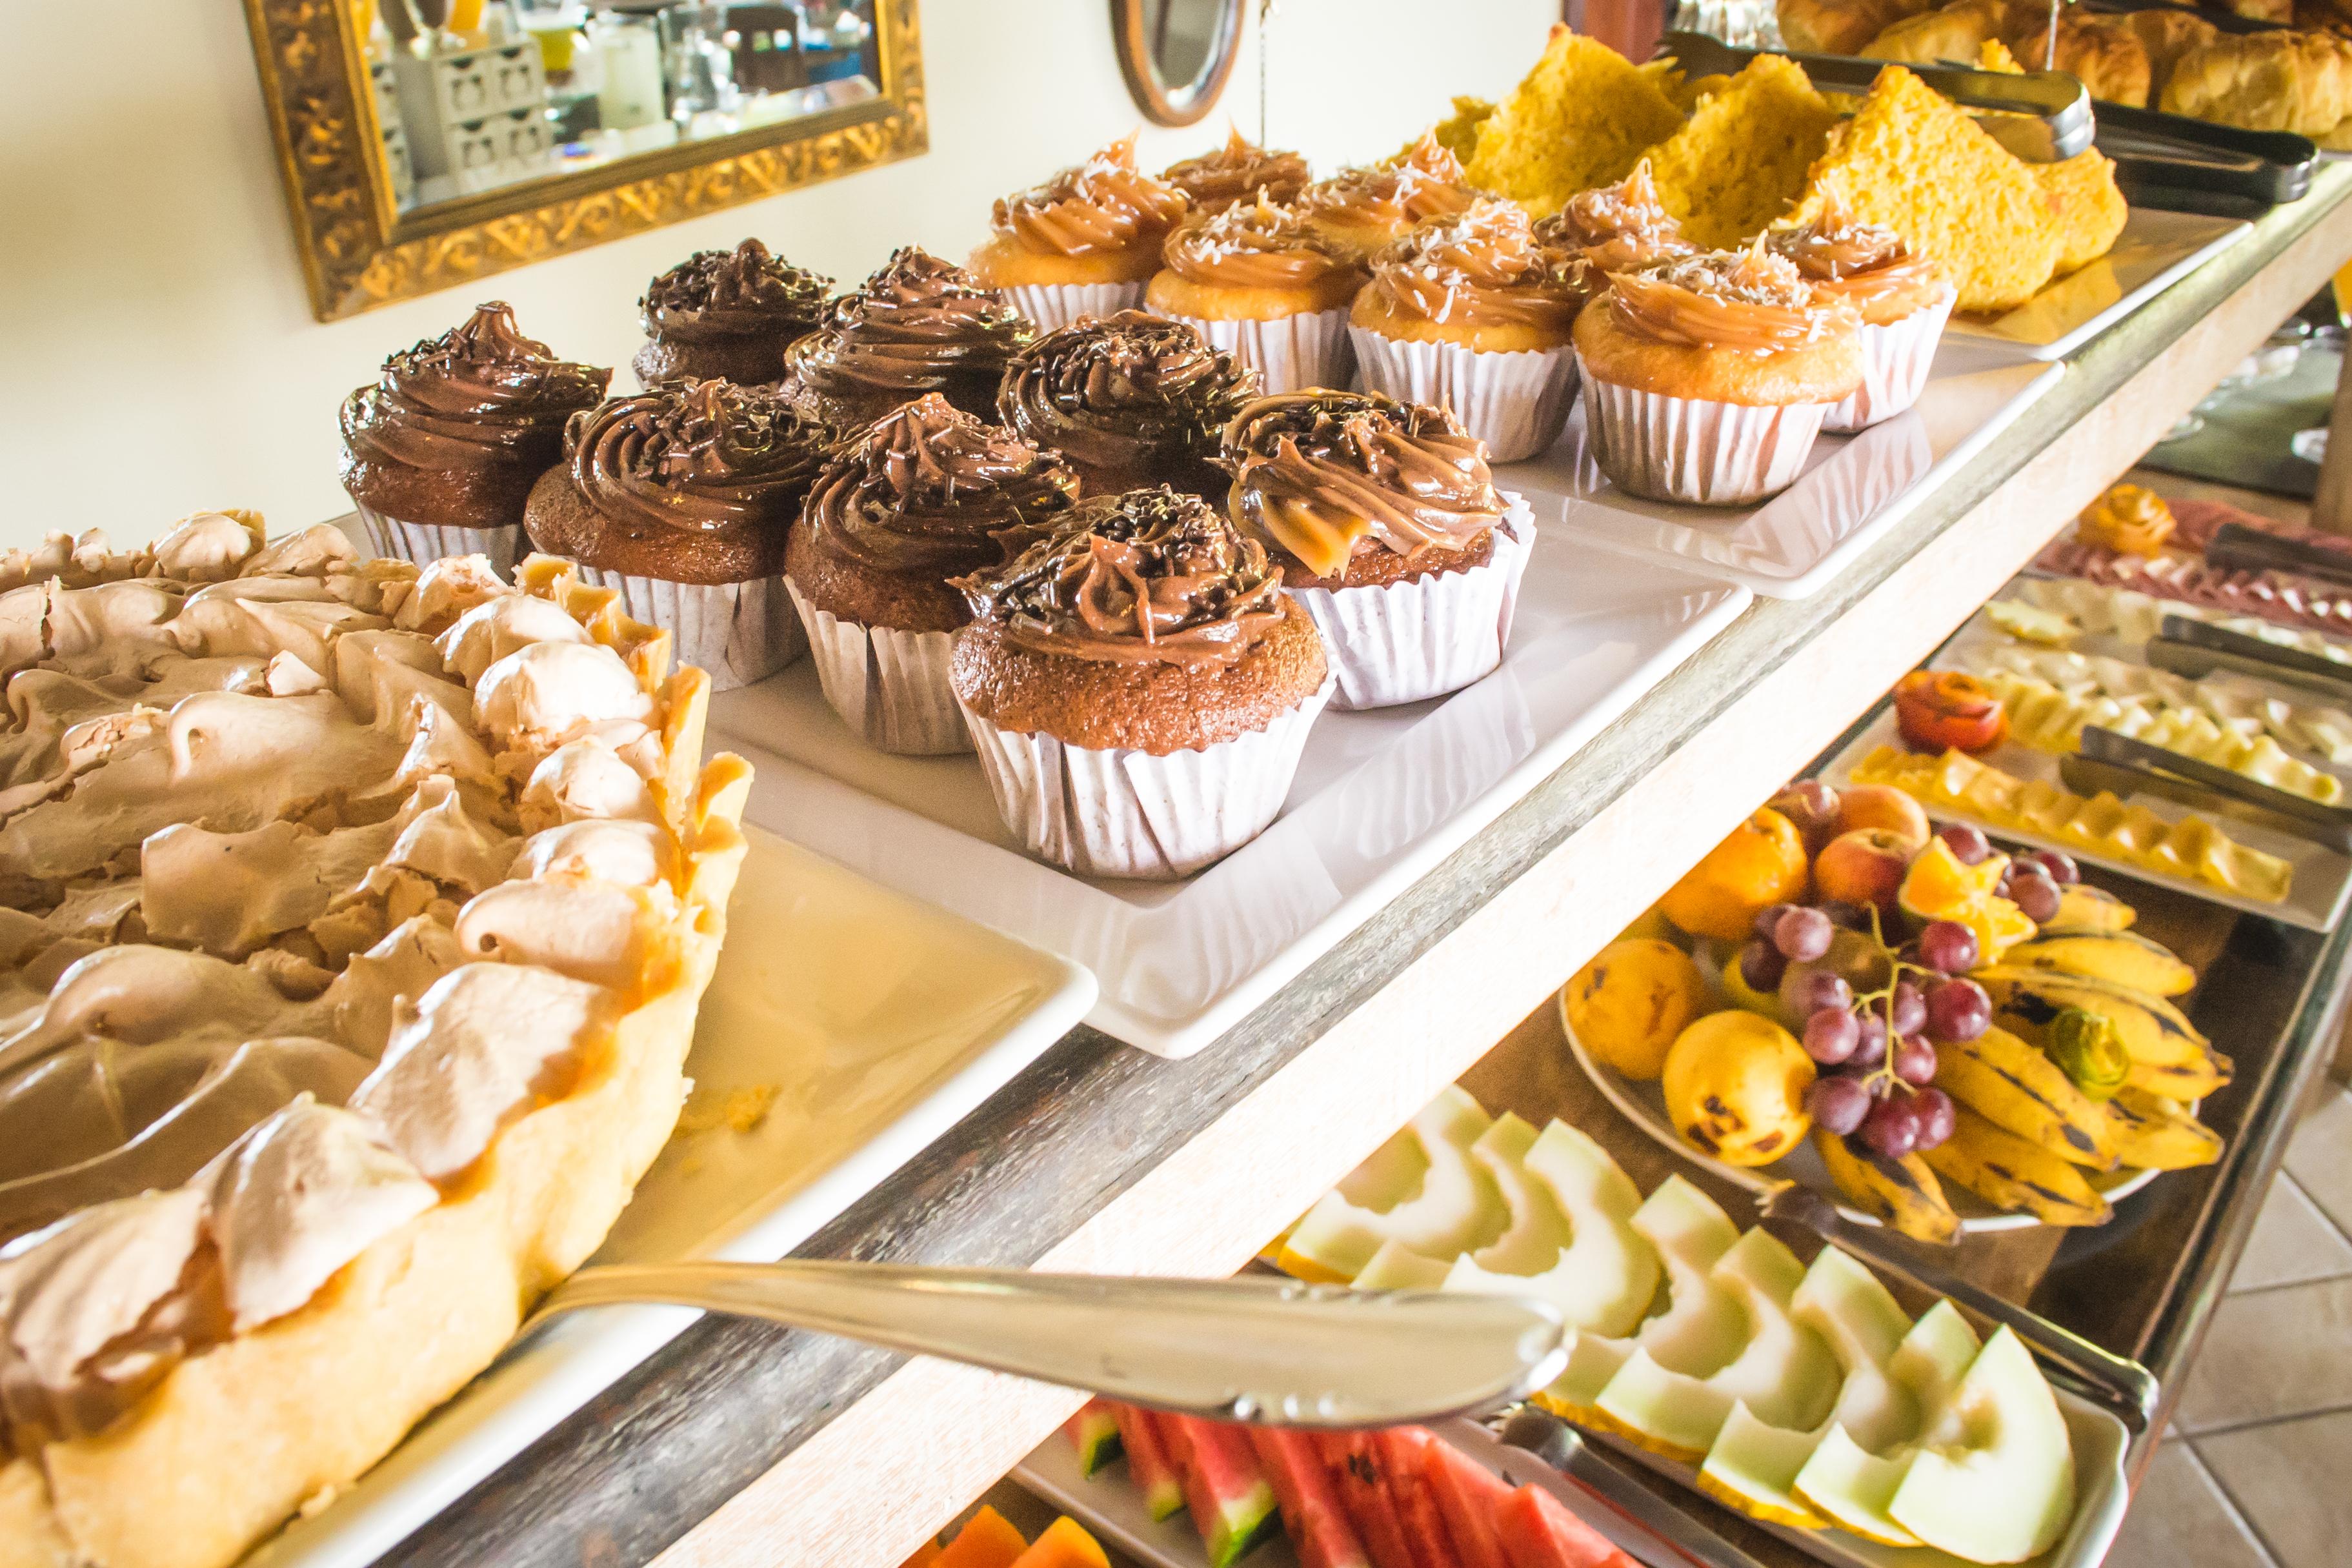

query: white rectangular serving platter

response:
[1498,349,2063,600]
[246,827,1096,1568]
[708,541,1750,1059]
[1940,206,2251,361]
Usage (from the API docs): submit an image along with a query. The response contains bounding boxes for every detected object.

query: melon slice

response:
[1109,1404,1186,1522]
[1356,1240,1454,1291]
[1161,1414,1280,1568]
[1445,1121,1658,1338]
[1889,1326,2077,1563]
[1063,1398,1122,1477]
[1423,1437,1514,1568]
[1494,1485,1637,1568]
[1285,1087,1503,1282]
[1791,1248,1919,1453]
[1623,1178,1744,1375]
[1247,1427,1373,1568]
[1695,1403,1829,1528]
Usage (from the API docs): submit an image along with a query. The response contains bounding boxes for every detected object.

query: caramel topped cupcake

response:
[1297,133,1481,263]
[969,136,1192,330]
[1539,161,1694,276]
[1161,128,1312,214]
[784,248,1034,428]
[634,238,832,388]
[340,302,609,570]
[997,310,1256,496]
[1145,199,1367,393]
[1600,249,1858,368]
[1765,194,1954,432]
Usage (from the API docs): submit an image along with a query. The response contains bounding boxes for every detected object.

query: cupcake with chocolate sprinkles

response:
[523,378,835,687]
[784,247,1036,428]
[785,394,1080,753]
[339,302,608,573]
[996,310,1256,498]
[1222,390,1533,709]
[633,237,832,388]
[950,487,1331,879]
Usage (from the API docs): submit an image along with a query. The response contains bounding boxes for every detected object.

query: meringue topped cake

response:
[0,513,748,1568]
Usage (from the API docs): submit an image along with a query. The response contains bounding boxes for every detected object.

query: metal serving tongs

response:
[1756,1184,2160,1431]
[2144,612,2352,705]
[2202,520,2352,588]
[2055,726,2352,854]
[1657,31,2093,161]
[532,1261,1568,1426]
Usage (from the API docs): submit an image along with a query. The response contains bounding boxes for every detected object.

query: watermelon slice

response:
[1063,1399,1123,1477]
[1422,1440,1514,1568]
[1318,1432,1418,1568]
[1495,1487,1637,1568]
[1247,1427,1372,1568]
[1161,1414,1282,1568]
[1109,1405,1186,1522]
[1374,1430,1465,1568]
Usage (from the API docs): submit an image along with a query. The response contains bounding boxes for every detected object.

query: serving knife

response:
[2056,727,2352,852]
[2203,521,2352,588]
[2144,613,2352,702]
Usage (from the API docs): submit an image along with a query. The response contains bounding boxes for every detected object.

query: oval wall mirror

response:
[1111,0,1242,126]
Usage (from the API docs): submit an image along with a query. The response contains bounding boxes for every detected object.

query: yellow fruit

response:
[1618,904,1676,943]
[1975,968,2210,1067]
[1814,1126,1958,1244]
[1660,809,1811,943]
[1565,940,1712,1081]
[1920,1107,2112,1227]
[1720,949,1788,1023]
[1662,1011,1815,1167]
[1933,1027,2117,1170]
[2000,932,2195,998]
[2105,1089,2224,1170]
[2044,883,2135,934]
[1899,839,2037,964]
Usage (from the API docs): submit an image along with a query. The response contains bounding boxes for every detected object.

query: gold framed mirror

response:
[1110,0,1242,127]
[245,0,926,321]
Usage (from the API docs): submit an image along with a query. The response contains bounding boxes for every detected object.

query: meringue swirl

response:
[800,393,1079,576]
[1160,195,1363,292]
[640,238,833,344]
[997,310,1256,483]
[1161,128,1311,213]
[1765,193,1942,310]
[338,303,608,475]
[1221,390,1502,578]
[1358,200,1584,333]
[1607,248,1855,354]
[957,488,1284,667]
[1539,161,1695,275]
[993,135,1191,257]
[785,248,1034,411]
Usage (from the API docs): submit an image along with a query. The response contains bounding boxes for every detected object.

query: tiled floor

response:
[2110,1083,2352,1568]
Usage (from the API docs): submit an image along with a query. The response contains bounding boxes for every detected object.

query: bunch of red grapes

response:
[1935,821,2082,916]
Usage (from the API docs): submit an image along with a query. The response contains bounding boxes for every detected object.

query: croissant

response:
[2204,0,2295,25]
[2009,11,2155,106]
[2162,29,2352,134]
[2126,8,2222,99]
[1864,0,2016,63]
[1778,0,1936,55]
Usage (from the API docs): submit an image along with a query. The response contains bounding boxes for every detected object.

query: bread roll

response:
[2204,0,2295,25]
[2011,12,2155,106]
[1864,0,2015,63]
[1779,0,1935,54]
[2163,29,2352,134]
[2126,9,2221,99]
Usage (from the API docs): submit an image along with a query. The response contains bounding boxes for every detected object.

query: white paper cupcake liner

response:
[1822,288,1955,433]
[1289,497,1535,710]
[351,503,521,577]
[1576,351,1831,506]
[1347,328,1577,462]
[565,563,804,692]
[960,676,1336,881]
[1173,305,1356,394]
[1002,281,1148,334]
[783,579,967,755]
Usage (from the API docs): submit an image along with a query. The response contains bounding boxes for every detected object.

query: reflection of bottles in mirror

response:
[663,3,741,130]
[518,0,586,83]
[589,8,666,130]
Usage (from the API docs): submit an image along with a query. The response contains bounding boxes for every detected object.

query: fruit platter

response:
[1554,779,2225,1242]
[1263,1087,2129,1568]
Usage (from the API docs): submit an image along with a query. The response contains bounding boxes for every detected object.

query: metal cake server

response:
[534,1261,1568,1427]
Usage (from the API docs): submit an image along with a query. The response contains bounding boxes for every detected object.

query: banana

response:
[1998,931,2196,998]
[2042,883,2136,935]
[2124,1048,2231,1102]
[1932,1026,2118,1169]
[1920,1107,2114,1227]
[2106,1087,2224,1171]
[1976,967,2209,1067]
[1814,1127,1959,1244]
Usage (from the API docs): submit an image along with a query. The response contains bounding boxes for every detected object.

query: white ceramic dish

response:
[1940,207,2251,361]
[709,543,1751,1058]
[245,827,1096,1568]
[1500,351,2064,599]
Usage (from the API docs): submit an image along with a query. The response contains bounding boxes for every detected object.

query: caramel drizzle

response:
[994,135,1191,256]
[1541,160,1696,276]
[1606,248,1850,354]
[1767,192,1941,309]
[1359,201,1582,334]
[1160,194,1362,291]
[1161,127,1311,213]
[1298,133,1478,234]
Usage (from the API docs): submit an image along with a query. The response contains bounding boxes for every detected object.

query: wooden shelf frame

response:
[380,166,2352,1568]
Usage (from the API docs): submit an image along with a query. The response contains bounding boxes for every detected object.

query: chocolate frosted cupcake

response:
[1349,199,1585,462]
[951,487,1331,879]
[1537,161,1695,276]
[785,394,1080,754]
[996,310,1256,498]
[1223,390,1532,709]
[339,301,608,574]
[1766,192,1954,432]
[523,379,834,687]
[1161,128,1312,214]
[1296,133,1481,264]
[967,136,1192,331]
[784,247,1036,430]
[1145,196,1365,395]
[634,238,832,389]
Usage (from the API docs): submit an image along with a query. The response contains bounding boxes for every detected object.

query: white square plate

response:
[709,542,1749,1058]
[248,827,1096,1568]
[1940,206,2251,362]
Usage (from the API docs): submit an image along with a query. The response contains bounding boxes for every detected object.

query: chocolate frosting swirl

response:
[1161,195,1364,292]
[339,303,608,474]
[1765,192,1943,310]
[1607,247,1856,354]
[1359,200,1584,334]
[998,310,1256,479]
[640,238,833,344]
[562,379,833,572]
[1220,390,1502,578]
[1161,128,1311,213]
[1298,134,1479,248]
[785,248,1034,405]
[957,488,1285,667]
[801,393,1079,577]
[1538,160,1695,275]
[992,135,1191,257]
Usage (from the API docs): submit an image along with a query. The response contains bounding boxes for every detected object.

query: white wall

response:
[0,0,1553,546]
